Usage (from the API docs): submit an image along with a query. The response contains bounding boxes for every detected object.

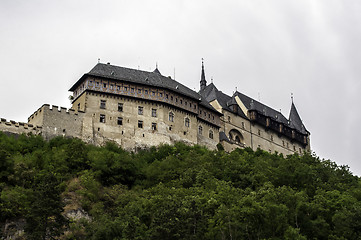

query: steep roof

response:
[70,63,217,112]
[200,82,309,135]
[289,102,308,134]
[234,91,289,125]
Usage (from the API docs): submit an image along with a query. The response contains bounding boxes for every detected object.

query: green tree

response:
[25,171,67,240]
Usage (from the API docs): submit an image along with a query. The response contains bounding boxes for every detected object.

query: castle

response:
[0,61,310,155]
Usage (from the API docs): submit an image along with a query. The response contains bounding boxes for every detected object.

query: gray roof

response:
[70,63,217,112]
[200,84,247,119]
[201,83,308,134]
[234,91,289,125]
[219,131,230,142]
[289,102,308,134]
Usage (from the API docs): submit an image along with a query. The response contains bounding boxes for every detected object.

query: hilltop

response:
[0,132,360,239]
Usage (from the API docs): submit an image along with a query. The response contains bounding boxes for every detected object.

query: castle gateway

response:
[1,62,310,154]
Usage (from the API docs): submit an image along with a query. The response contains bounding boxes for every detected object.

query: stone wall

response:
[0,118,41,136]
[73,91,219,150]
[221,109,308,155]
[28,104,85,140]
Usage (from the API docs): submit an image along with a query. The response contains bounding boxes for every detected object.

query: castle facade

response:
[0,62,310,154]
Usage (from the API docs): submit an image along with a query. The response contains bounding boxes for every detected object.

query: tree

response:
[25,171,67,240]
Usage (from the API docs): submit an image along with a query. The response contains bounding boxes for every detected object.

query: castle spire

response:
[200,58,207,91]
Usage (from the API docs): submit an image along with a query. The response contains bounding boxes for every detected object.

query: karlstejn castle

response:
[0,61,310,155]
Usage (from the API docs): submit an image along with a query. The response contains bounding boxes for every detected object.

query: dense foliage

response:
[0,132,360,239]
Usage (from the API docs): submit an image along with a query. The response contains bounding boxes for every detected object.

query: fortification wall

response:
[36,104,85,140]
[0,118,41,136]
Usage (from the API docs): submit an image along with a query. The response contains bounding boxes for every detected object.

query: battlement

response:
[0,117,42,136]
[28,104,85,123]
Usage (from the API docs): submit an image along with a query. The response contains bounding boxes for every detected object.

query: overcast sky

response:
[1,0,361,175]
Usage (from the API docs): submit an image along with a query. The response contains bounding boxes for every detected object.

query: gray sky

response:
[1,0,361,175]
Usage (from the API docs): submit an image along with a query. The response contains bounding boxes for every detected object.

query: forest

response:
[0,132,360,239]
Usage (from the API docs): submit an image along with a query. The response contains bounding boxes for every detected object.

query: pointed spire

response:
[200,58,207,91]
[289,100,307,134]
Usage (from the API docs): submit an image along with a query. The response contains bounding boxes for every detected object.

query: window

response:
[138,106,143,115]
[124,87,128,91]
[209,130,214,139]
[152,91,155,96]
[241,122,245,129]
[293,145,296,151]
[180,99,183,104]
[77,103,80,110]
[171,96,173,101]
[152,109,157,117]
[117,117,123,125]
[271,135,274,141]
[117,86,120,91]
[185,117,190,127]
[176,98,178,103]
[159,93,163,97]
[100,114,105,123]
[96,82,99,87]
[198,125,203,135]
[152,123,157,131]
[110,84,113,90]
[299,148,302,154]
[185,101,187,106]
[145,90,148,94]
[287,142,289,148]
[258,129,261,136]
[169,112,174,122]
[166,94,168,99]
[100,100,106,109]
[103,83,107,88]
[138,89,142,94]
[200,110,202,114]
[228,116,231,122]
[138,120,143,128]
[282,140,285,146]
[131,88,135,93]
[118,103,123,112]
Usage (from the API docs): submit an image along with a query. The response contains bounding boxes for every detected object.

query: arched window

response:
[209,130,214,139]
[198,125,203,135]
[185,117,190,127]
[229,129,244,145]
[169,112,174,122]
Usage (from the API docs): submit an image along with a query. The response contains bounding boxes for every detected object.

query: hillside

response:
[0,132,360,239]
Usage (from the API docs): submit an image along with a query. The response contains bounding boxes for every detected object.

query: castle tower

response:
[200,59,207,91]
